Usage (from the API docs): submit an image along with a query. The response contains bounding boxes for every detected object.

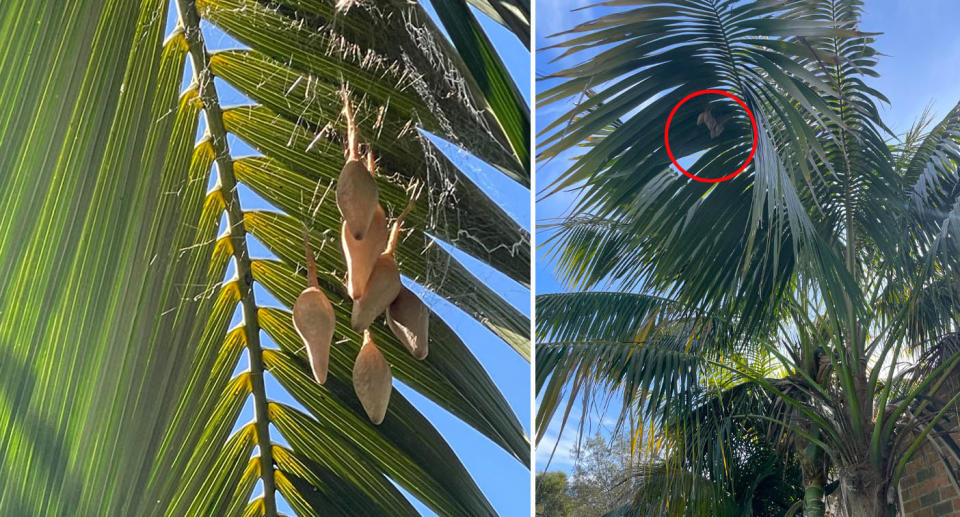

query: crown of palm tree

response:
[537,1,960,515]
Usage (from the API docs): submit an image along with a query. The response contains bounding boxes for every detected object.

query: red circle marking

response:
[664,89,758,183]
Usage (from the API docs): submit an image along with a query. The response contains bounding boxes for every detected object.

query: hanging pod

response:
[292,229,335,384]
[336,88,379,240]
[350,194,416,331]
[350,255,401,331]
[342,150,388,300]
[353,330,392,425]
[386,287,429,360]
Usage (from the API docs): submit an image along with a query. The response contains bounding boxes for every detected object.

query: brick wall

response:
[898,441,960,516]
[897,338,960,516]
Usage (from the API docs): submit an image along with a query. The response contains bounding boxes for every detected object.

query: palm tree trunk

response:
[802,451,826,517]
[840,490,894,516]
[801,423,827,517]
[839,473,895,517]
[803,478,826,517]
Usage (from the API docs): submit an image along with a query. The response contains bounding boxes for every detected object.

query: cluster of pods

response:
[291,90,429,425]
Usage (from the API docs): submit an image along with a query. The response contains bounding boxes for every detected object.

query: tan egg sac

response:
[293,230,335,384]
[337,159,379,240]
[353,330,392,425]
[386,287,429,360]
[350,196,414,331]
[336,88,379,240]
[343,150,387,300]
[342,204,387,299]
[350,253,402,331]
[293,287,335,384]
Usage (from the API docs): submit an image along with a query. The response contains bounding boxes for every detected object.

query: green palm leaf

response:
[0,0,529,515]
[463,0,530,47]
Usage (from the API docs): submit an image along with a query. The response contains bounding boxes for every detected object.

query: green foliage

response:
[0,0,529,515]
[567,433,640,516]
[537,433,638,517]
[538,430,801,517]
[537,0,960,514]
[536,471,576,517]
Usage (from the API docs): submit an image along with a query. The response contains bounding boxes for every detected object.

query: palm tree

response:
[0,0,530,515]
[536,1,960,516]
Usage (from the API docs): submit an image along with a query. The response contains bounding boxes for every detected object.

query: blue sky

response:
[164,2,530,515]
[534,0,960,473]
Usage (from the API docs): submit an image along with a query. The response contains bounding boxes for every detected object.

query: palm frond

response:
[464,0,530,47]
[0,0,529,514]
[537,0,870,338]
[535,291,753,445]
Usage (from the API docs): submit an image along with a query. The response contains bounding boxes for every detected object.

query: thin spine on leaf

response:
[335,0,358,13]
[176,0,278,509]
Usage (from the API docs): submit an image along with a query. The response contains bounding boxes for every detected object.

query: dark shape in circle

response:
[697,108,732,139]
[664,89,758,183]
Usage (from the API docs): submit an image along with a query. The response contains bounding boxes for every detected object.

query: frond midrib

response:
[175,0,278,514]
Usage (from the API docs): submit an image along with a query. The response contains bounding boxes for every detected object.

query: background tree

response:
[536,471,576,517]
[539,425,803,517]
[568,433,640,516]
[536,1,960,516]
[537,432,640,517]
